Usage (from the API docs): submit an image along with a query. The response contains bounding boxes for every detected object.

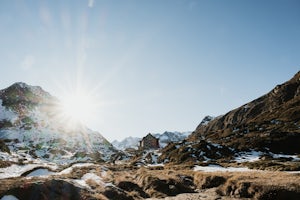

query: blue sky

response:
[0,0,299,141]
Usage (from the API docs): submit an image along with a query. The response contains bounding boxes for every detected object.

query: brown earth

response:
[2,163,299,200]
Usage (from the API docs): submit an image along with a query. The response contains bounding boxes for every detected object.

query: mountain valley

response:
[1,72,300,199]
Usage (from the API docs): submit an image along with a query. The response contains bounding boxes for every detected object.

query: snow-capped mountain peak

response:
[0,82,116,164]
[199,115,215,126]
[2,82,51,98]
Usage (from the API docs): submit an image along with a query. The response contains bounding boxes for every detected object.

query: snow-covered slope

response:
[112,131,191,150]
[0,82,116,164]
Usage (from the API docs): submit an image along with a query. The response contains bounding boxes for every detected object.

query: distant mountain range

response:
[112,131,192,150]
[112,136,140,150]
[0,82,116,163]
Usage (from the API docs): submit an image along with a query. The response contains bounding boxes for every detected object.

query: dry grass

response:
[1,163,300,199]
[193,171,300,199]
[111,165,300,199]
[0,160,12,168]
[107,166,196,198]
[194,173,227,189]
[242,160,300,171]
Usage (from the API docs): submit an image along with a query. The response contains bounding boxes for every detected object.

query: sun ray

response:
[53,78,102,130]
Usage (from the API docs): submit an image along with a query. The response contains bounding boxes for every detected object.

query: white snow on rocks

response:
[0,163,57,179]
[0,99,18,123]
[58,163,95,175]
[146,163,164,168]
[82,173,104,185]
[70,170,106,189]
[271,153,300,161]
[0,195,19,200]
[234,151,300,163]
[194,164,252,172]
[235,151,262,163]
[0,164,35,179]
[26,168,54,177]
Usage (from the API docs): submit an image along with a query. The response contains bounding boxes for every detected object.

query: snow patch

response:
[287,171,300,174]
[146,163,164,167]
[194,164,252,172]
[71,171,105,189]
[235,151,262,163]
[82,173,104,185]
[244,104,250,110]
[235,151,300,163]
[73,179,90,189]
[0,195,19,200]
[26,168,54,177]
[271,153,300,161]
[211,143,222,148]
[58,163,95,175]
[0,163,57,179]
[199,116,215,126]
[0,164,46,179]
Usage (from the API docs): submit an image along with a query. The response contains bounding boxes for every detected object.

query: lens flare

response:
[57,88,98,128]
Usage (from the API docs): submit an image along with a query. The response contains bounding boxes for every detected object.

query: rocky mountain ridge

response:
[188,71,300,154]
[155,71,300,166]
[0,82,116,164]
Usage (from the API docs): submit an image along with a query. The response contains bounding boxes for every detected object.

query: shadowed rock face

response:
[0,140,10,153]
[2,180,82,200]
[158,140,234,164]
[117,181,149,198]
[189,71,300,153]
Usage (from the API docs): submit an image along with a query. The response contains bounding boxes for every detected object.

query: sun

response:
[59,90,97,125]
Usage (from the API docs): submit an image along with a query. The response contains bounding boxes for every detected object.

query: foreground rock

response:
[1,163,300,200]
[2,180,83,200]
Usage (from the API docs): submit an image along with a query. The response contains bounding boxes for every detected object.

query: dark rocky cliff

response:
[189,71,300,154]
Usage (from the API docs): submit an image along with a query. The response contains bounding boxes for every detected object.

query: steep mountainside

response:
[189,71,300,154]
[0,82,116,163]
[112,131,191,150]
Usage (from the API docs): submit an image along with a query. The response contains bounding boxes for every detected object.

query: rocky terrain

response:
[0,162,300,200]
[1,71,300,199]
[0,82,116,164]
[189,71,300,154]
[160,71,300,166]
